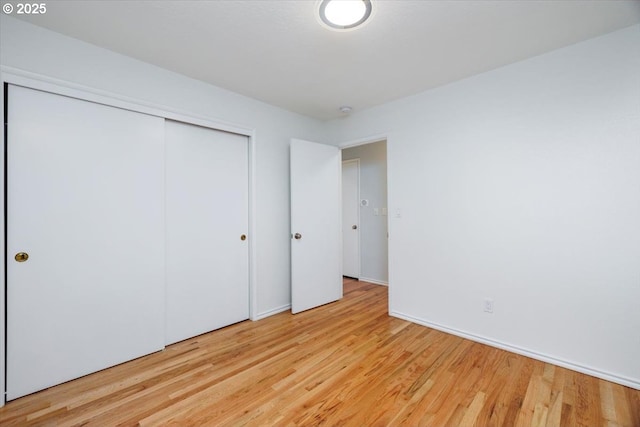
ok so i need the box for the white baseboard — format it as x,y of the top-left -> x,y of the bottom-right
390,310 -> 640,391
253,304 -> 291,321
359,277 -> 388,286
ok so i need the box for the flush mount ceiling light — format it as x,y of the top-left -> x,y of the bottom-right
318,0 -> 373,31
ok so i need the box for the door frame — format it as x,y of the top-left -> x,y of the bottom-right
341,158 -> 361,279
339,134 -> 391,289
0,68 -> 258,405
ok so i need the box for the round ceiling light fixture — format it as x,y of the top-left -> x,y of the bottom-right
318,0 -> 373,31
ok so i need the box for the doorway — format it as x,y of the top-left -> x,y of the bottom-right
341,140 -> 388,286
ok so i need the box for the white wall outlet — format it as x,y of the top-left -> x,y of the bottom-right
483,298 -> 494,313
382,207 -> 388,216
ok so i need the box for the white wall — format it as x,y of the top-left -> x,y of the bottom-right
328,25 -> 640,388
342,141 -> 388,284
0,15 -> 328,402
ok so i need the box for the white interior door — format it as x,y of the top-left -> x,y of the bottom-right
165,120 -> 249,345
290,139 -> 342,314
342,159 -> 360,278
6,85 -> 165,400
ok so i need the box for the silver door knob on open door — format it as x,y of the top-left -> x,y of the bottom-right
352,225 -> 358,230
294,233 -> 302,240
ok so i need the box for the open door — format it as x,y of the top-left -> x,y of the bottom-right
290,139 -> 342,314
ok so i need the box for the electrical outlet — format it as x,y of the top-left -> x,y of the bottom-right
483,298 -> 494,313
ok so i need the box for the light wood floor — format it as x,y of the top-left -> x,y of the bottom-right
1,279 -> 639,426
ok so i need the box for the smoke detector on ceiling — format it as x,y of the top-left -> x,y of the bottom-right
339,106 -> 353,114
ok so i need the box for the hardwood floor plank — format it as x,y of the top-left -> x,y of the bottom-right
625,386 -> 640,427
458,390 -> 486,426
1,279 -> 638,426
576,371 -> 603,426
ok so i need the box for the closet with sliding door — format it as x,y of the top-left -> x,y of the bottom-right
5,84 -> 249,400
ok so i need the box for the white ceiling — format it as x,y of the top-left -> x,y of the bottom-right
14,0 -> 640,120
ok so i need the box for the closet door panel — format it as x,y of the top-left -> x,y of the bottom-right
165,120 -> 249,345
6,85 -> 165,400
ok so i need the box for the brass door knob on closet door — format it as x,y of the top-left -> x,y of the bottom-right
15,252 -> 29,262
240,234 -> 247,241
294,233 -> 302,240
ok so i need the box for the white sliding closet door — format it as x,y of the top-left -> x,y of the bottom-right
165,120 -> 249,345
6,85 -> 165,400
